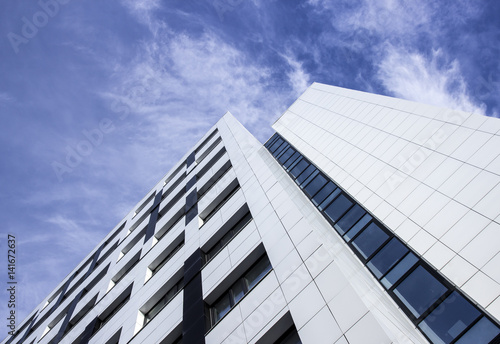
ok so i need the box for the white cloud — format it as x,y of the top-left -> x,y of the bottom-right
377,46 -> 487,114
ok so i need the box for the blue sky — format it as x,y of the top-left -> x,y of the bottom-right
1,0 -> 499,326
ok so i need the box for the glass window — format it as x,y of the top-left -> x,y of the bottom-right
283,151 -> 301,170
269,138 -> 284,153
304,174 -> 328,198
290,159 -> 309,179
299,169 -> 319,189
245,256 -> 272,290
277,147 -> 295,164
295,165 -> 317,185
318,188 -> 341,210
367,238 -> 408,278
212,294 -> 231,323
265,134 -> 279,149
351,222 -> 389,259
276,328 -> 302,344
231,280 -> 246,305
324,194 -> 353,223
273,143 -> 290,158
419,292 -> 480,344
312,182 -> 337,207
394,265 -> 448,318
381,252 -> 418,289
334,204 -> 366,235
344,214 -> 372,241
456,317 -> 500,344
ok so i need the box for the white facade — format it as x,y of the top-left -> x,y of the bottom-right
3,83 -> 500,344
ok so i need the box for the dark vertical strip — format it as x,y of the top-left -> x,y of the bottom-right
186,175 -> 197,192
144,191 -> 163,243
182,249 -> 206,344
84,243 -> 104,277
78,317 -> 99,344
50,241 -> 104,343
187,152 -> 196,167
10,315 -> 37,344
185,189 -> 198,225
51,275 -> 74,313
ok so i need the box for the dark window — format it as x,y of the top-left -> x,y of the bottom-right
277,147 -> 295,164
343,214 -> 372,241
455,317 -> 500,343
289,159 -> 309,179
152,241 -> 184,275
381,252 -> 418,289
283,151 -> 301,170
334,204 -> 366,235
311,182 -> 336,207
324,194 -> 352,223
265,134 -> 279,149
351,222 -> 389,259
419,292 -> 480,344
93,292 -> 131,335
269,138 -> 284,153
144,279 -> 183,325
274,143 -> 290,159
210,255 -> 272,326
318,188 -> 341,211
295,165 -> 317,185
205,212 -> 252,262
275,327 -> 302,344
393,265 -> 448,318
303,174 -> 328,198
367,238 -> 408,279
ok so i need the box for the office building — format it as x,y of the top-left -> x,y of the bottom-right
4,83 -> 500,344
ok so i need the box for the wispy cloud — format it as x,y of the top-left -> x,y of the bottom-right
377,46 -> 487,115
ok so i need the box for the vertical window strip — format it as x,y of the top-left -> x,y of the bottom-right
265,134 -> 500,344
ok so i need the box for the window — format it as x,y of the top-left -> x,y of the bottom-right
151,241 -> 184,276
351,222 -> 389,260
143,279 -> 183,326
274,327 -> 302,344
133,192 -> 156,219
265,133 -> 500,344
199,182 -> 240,226
92,285 -> 132,336
366,238 -> 408,279
393,265 -> 448,318
196,146 -> 227,180
198,160 -> 232,198
419,291 -> 480,344
204,212 -> 252,262
210,255 -> 272,326
323,194 -> 352,223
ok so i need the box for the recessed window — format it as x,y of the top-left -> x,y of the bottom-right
143,279 -> 183,326
419,291 -> 480,344
343,213 -> 372,241
151,241 -> 184,276
323,194 -> 352,223
311,182 -> 337,207
367,238 -> 408,279
289,159 -> 309,179
283,151 -> 301,170
303,174 -> 328,198
204,212 -> 252,263
381,252 -> 418,289
455,317 -> 500,343
275,326 -> 302,344
393,265 -> 448,318
334,204 -> 366,235
295,165 -> 317,185
351,222 -> 389,260
209,255 -> 272,327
